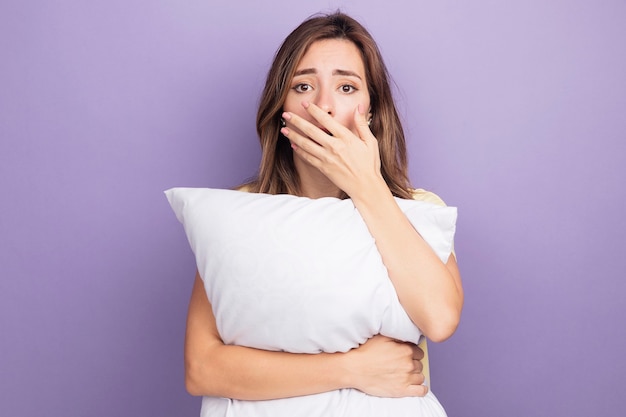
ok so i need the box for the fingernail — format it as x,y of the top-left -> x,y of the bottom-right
301,101 -> 310,109
280,127 -> 289,136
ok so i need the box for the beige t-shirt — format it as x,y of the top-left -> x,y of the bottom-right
411,188 -> 447,206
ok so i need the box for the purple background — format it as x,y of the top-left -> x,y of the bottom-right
1,1 -> 624,416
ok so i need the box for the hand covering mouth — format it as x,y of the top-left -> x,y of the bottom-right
318,126 -> 333,136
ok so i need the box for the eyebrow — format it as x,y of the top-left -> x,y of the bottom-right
294,68 -> 362,80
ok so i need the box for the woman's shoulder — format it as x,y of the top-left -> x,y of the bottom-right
235,184 -> 252,193
234,180 -> 258,193
410,188 -> 447,207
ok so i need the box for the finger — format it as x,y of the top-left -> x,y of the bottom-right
406,384 -> 429,397
302,101 -> 353,139
413,359 -> 423,373
411,369 -> 426,386
353,104 -> 372,141
282,111 -> 333,148
411,344 -> 425,361
280,126 -> 324,164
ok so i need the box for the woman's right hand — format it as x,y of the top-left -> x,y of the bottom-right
343,335 -> 428,397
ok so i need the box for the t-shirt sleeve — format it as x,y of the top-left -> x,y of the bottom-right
410,188 -> 456,258
411,188 -> 447,206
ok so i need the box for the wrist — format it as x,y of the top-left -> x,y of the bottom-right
332,349 -> 357,391
350,177 -> 396,215
349,176 -> 393,210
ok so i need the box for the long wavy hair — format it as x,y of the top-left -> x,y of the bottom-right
247,12 -> 413,199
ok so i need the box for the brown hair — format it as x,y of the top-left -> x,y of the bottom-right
247,12 -> 413,199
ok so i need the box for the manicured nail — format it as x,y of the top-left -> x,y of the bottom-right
281,127 -> 289,136
301,101 -> 310,109
282,112 -> 291,120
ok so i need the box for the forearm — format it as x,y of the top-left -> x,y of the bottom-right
186,273 -> 354,400
351,178 -> 463,342
186,344 -> 350,400
279,100 -> 462,339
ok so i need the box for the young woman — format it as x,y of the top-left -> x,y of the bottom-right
184,12 -> 463,416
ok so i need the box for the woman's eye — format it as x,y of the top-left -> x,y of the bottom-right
340,85 -> 356,93
294,83 -> 312,93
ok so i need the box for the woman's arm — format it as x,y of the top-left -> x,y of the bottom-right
282,103 -> 463,342
186,272 -> 428,400
350,185 -> 463,342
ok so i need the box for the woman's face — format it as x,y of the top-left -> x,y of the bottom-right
283,38 -> 371,137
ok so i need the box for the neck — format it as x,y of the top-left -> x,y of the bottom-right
294,156 -> 343,199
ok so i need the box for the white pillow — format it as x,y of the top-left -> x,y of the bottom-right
165,188 -> 456,354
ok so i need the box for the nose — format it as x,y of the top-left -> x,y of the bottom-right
313,88 -> 334,116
